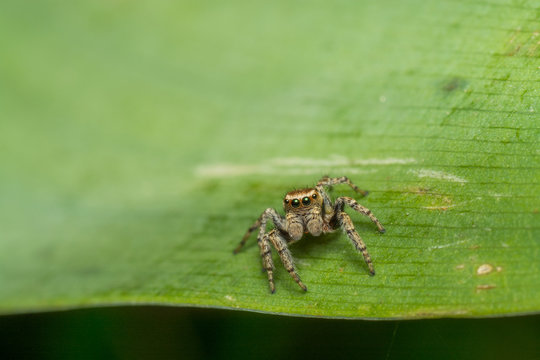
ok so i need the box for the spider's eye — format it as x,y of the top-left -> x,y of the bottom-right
284,199 -> 289,204
302,197 -> 311,205
312,193 -> 317,199
291,199 -> 300,207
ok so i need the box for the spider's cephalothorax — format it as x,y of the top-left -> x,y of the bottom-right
234,176 -> 385,293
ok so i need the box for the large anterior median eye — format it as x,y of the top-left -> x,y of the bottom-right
291,199 -> 300,207
302,197 -> 311,205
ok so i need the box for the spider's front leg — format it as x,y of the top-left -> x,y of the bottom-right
336,211 -> 376,275
334,197 -> 386,233
258,231 -> 276,293
266,229 -> 307,293
317,176 -> 369,197
234,208 -> 286,254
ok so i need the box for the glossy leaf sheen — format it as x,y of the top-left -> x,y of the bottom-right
0,0 -> 539,318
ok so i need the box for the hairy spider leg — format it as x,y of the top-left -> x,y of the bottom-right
234,208 -> 286,254
334,197 -> 386,233
258,232 -> 275,293
267,229 -> 307,292
234,218 -> 261,254
337,211 -> 375,275
317,176 -> 369,197
314,184 -> 334,221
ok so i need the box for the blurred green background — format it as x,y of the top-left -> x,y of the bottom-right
2,308 -> 540,359
1,0 -> 539,356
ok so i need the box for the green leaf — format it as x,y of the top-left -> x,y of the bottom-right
0,0 -> 538,319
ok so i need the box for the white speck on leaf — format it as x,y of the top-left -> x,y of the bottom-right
428,240 -> 468,250
477,264 -> 494,275
410,169 -> 468,183
196,156 -> 417,177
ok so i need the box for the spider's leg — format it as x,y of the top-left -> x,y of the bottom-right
268,230 -> 307,292
335,197 -> 386,233
234,208 -> 286,254
317,176 -> 368,197
337,211 -> 375,275
258,232 -> 276,293
234,218 -> 261,254
315,183 -> 334,215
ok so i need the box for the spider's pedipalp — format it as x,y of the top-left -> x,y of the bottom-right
285,212 -> 304,241
337,211 -> 375,275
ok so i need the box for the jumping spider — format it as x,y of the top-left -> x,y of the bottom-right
234,176 -> 385,293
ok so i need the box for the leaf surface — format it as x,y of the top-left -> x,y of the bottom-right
0,0 -> 539,318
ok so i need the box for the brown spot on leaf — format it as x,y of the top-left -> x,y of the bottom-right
441,77 -> 468,93
476,284 -> 496,292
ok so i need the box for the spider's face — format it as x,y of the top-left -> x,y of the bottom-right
283,188 -> 322,214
